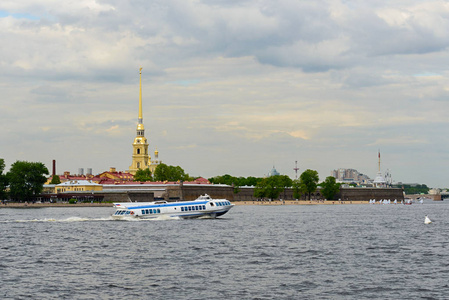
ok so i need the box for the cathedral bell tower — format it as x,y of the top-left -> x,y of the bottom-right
129,67 -> 151,175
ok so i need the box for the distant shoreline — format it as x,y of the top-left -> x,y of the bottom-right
233,200 -> 367,205
0,200 -> 368,208
0,202 -> 114,208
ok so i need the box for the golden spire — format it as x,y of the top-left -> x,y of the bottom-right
137,67 -> 144,132
378,150 -> 381,172
139,67 -> 143,120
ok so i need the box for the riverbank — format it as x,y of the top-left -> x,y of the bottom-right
0,200 -> 368,208
233,200 -> 367,205
0,202 -> 113,208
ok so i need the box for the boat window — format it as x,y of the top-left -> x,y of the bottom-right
141,210 -> 145,214
203,205 -> 206,210
157,209 -> 161,213
210,203 -> 214,206
188,206 -> 192,211
150,209 -> 154,214
195,206 -> 199,210
181,207 -> 184,211
126,211 -> 130,214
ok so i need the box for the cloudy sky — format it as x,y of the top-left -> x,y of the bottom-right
1,0 -> 449,187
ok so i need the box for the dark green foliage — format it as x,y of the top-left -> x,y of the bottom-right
153,163 -> 190,182
7,160 -> 49,202
0,158 -> 8,200
292,179 -> 303,199
50,175 -> 61,184
208,174 -> 264,187
254,175 -> 293,200
319,176 -> 341,200
394,184 -> 430,195
209,174 -> 265,194
299,169 -> 319,200
134,168 -> 153,182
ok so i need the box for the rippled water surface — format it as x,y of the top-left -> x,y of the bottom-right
1,202 -> 449,299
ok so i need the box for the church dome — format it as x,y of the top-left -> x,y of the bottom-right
268,166 -> 280,177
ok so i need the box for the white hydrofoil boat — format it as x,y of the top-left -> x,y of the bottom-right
112,194 -> 234,219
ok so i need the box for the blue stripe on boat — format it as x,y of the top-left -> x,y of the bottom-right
127,201 -> 209,209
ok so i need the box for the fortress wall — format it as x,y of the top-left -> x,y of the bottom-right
337,188 -> 404,201
99,185 -> 404,203
165,184 -> 234,201
101,191 -> 154,202
100,192 -> 131,202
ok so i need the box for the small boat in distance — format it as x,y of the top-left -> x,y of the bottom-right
112,194 -> 234,219
404,198 -> 413,205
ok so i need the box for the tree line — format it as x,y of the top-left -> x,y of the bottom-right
0,158 -> 342,202
133,163 -> 194,182
209,170 -> 341,200
0,159 -> 49,202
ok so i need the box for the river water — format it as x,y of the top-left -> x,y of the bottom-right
1,201 -> 448,299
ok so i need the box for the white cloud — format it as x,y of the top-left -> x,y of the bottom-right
1,0 -> 449,186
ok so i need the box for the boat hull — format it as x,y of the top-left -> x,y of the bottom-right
112,195 -> 234,220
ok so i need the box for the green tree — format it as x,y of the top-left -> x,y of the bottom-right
0,158 -> 8,200
299,169 -> 319,200
292,179 -> 303,199
208,175 -> 263,187
254,175 -> 292,200
7,161 -> 49,202
153,163 -> 189,182
394,184 -> 429,195
134,168 -> 153,182
50,175 -> 61,184
319,176 -> 340,200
